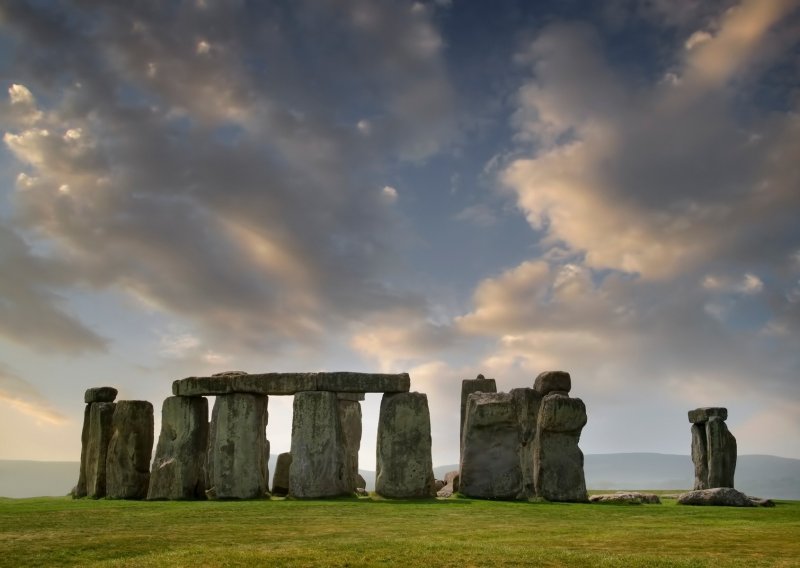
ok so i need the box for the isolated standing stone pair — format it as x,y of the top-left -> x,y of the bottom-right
75,387 -> 154,500
689,407 -> 737,489
459,371 -> 587,502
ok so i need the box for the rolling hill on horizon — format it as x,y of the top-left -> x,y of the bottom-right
2,453 -> 798,500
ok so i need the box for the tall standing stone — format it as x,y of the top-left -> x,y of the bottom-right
206,393 -> 269,499
460,392 -> 522,499
689,407 -> 736,489
106,400 -> 154,499
85,401 -> 116,498
338,399 -> 362,492
460,375 -> 497,461
148,396 -> 209,500
533,392 -> 588,502
290,391 -> 349,498
73,405 -> 91,498
690,423 -> 709,490
272,452 -> 292,497
74,387 -> 118,498
511,387 -> 541,499
375,392 -> 435,498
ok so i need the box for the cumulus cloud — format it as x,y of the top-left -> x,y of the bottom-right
0,0 -> 457,355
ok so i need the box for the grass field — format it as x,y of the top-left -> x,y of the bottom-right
1,495 -> 798,567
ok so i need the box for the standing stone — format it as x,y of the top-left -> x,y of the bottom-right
706,417 -> 737,488
148,396 -> 209,500
688,407 -> 736,490
206,393 -> 269,499
106,400 -> 154,499
376,392 -> 435,498
85,402 -> 116,498
73,405 -> 91,498
338,399 -> 362,492
460,392 -> 522,499
290,391 -> 349,498
511,388 -> 541,499
691,423 -> 709,490
533,392 -> 588,502
460,375 -> 497,460
272,452 -> 292,497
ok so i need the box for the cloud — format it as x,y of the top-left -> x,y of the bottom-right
0,364 -> 67,425
381,185 -> 398,203
454,204 -> 497,227
0,1 -> 457,356
503,1 -> 800,280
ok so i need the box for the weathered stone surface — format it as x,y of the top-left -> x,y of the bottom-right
272,452 -> 292,497
376,392 -> 435,498
73,405 -> 91,498
356,473 -> 367,490
460,375 -> 497,458
206,393 -> 269,499
533,371 -> 571,396
338,399 -> 362,492
437,470 -> 460,498
691,423 -> 709,490
536,393 -> 586,432
434,479 -> 446,491
706,416 -> 736,488
147,396 -> 208,500
677,487 -> 754,507
688,407 -> 728,424
290,391 -> 349,498
173,372 -> 410,397
589,492 -> 661,504
534,393 -> 587,502
85,402 -> 115,498
106,401 -> 154,499
337,392 -> 365,401
511,387 -> 541,499
84,386 -> 118,404
460,392 -> 522,499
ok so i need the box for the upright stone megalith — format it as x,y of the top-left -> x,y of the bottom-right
376,392 -> 435,498
206,393 -> 269,499
460,392 -> 522,499
148,396 -> 209,500
106,400 -> 154,499
85,401 -> 116,498
533,392 -> 588,502
272,452 -> 292,497
460,375 -> 497,460
338,398 -> 363,492
689,407 -> 736,489
74,387 -> 118,498
511,387 -> 541,498
290,391 -> 349,498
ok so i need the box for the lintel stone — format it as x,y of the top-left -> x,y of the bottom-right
688,407 -> 728,424
172,372 -> 409,397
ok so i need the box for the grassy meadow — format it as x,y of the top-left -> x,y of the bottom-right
1,494 -> 798,567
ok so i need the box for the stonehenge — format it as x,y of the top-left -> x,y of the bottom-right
689,407 -> 737,490
460,371 -> 588,502
73,368 -> 592,503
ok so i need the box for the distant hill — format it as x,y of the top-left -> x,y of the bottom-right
2,454 -> 798,499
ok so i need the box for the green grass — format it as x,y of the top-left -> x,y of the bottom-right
1,496 -> 798,567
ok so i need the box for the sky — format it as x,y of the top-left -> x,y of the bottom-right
0,0 -> 799,471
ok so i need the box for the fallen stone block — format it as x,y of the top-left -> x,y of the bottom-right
677,487 -> 754,507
